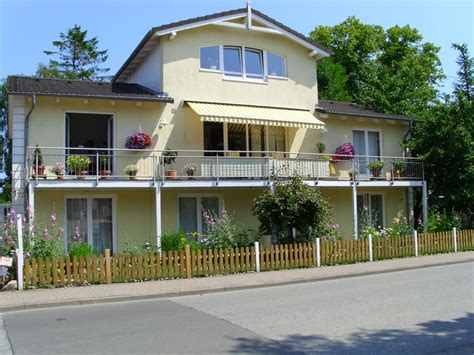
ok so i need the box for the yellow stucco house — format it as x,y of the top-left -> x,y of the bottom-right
6,6 -> 427,253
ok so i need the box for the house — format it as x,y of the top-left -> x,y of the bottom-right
6,5 -> 427,254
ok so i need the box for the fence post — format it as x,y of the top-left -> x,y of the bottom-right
368,234 -> 373,262
254,241 -> 260,272
453,227 -> 458,253
16,214 -> 24,290
185,244 -> 192,279
105,249 -> 111,284
413,230 -> 419,257
316,238 -> 321,267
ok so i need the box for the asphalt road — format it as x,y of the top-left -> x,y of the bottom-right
1,262 -> 473,354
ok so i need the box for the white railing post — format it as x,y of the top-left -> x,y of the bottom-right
96,151 -> 99,185
16,214 -> 24,291
453,227 -> 458,253
413,230 -> 419,257
316,237 -> 321,267
254,241 -> 260,272
368,234 -> 373,262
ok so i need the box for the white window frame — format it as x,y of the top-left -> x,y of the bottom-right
357,192 -> 386,229
176,194 -> 222,233
199,45 -> 287,82
352,128 -> 383,176
64,194 -> 117,253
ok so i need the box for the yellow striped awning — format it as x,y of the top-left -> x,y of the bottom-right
186,101 -> 326,129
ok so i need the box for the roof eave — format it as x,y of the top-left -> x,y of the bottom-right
6,91 -> 174,103
315,107 -> 416,122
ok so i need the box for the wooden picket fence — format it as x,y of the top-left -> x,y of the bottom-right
23,229 -> 474,288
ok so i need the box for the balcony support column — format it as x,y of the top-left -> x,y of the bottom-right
407,187 -> 415,229
155,184 -> 162,250
352,182 -> 358,239
422,181 -> 428,232
27,182 -> 35,236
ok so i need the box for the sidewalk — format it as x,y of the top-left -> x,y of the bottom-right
1,252 -> 473,313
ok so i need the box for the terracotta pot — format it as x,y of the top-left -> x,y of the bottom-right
76,170 -> 88,180
370,170 -> 381,178
57,174 -> 64,180
33,165 -> 45,176
394,171 -> 401,179
186,170 -> 196,179
165,170 -> 178,180
100,170 -> 112,180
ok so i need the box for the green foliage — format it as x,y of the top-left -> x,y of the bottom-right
161,230 -> 201,251
36,24 -> 109,80
407,45 -> 473,216
33,145 -> 43,166
66,155 -> 91,172
163,148 -> 177,166
452,43 -> 473,101
124,164 -> 138,175
68,243 -> 99,257
201,208 -> 250,249
393,160 -> 406,172
367,160 -> 384,172
426,209 -> 462,233
252,176 -> 331,244
310,17 -> 444,118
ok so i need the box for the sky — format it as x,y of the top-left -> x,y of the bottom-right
1,0 -> 473,94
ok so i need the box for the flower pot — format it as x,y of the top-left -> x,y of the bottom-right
393,171 -> 401,179
100,170 -> 112,180
76,170 -> 88,180
57,174 -> 64,180
370,170 -> 381,179
33,165 -> 45,177
165,170 -> 178,180
128,172 -> 137,180
186,170 -> 196,179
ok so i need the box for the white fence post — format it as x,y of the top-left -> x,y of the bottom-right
414,230 -> 419,257
316,237 -> 321,267
254,241 -> 260,273
16,214 -> 24,291
453,227 -> 458,253
368,234 -> 373,262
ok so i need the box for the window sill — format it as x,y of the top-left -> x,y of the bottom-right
268,75 -> 288,81
200,68 -> 222,74
222,76 -> 268,85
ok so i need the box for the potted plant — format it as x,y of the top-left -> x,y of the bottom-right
32,145 -> 45,177
367,160 -> 385,178
163,148 -> 178,179
125,132 -> 152,149
124,164 -> 138,180
348,168 -> 358,180
99,156 -> 112,179
332,143 -> 356,161
316,142 -> 326,154
67,155 -> 91,179
392,160 -> 406,178
50,162 -> 65,180
182,163 -> 197,178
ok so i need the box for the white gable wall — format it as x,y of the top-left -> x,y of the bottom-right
127,43 -> 161,92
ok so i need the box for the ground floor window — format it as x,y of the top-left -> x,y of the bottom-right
178,195 -> 220,234
66,196 -> 114,254
357,193 -> 384,230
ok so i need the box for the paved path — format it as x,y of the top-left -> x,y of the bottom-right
1,262 -> 473,354
0,252 -> 472,313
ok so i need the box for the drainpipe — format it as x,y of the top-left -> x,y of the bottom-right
23,95 -> 36,209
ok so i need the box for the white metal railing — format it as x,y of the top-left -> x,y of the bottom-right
26,147 -> 424,183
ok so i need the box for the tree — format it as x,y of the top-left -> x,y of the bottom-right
310,18 -> 444,119
252,176 -> 331,244
36,24 -> 109,80
407,44 -> 474,219
0,80 -> 11,202
316,57 -> 352,101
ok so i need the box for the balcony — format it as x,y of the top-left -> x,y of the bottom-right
27,147 -> 424,187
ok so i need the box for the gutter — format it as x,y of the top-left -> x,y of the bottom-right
24,94 -> 36,191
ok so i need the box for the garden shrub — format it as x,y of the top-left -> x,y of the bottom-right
161,230 -> 201,251
252,176 -> 331,244
426,209 -> 461,232
69,243 -> 99,257
200,208 -> 250,249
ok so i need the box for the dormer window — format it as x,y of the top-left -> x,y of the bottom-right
200,45 -> 286,81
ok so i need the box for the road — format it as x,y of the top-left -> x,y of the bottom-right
1,262 -> 473,354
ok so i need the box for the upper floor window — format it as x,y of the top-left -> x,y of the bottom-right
200,45 -> 286,81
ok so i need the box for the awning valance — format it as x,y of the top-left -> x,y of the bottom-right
186,101 -> 326,129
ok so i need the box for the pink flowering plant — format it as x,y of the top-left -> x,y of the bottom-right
332,143 -> 356,161
50,162 -> 66,175
201,207 -> 249,249
181,163 -> 197,174
321,223 -> 345,241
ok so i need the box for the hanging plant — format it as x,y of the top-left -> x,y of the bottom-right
332,143 -> 356,161
125,132 -> 152,149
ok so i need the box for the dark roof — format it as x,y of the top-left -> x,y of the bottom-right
6,76 -> 174,103
315,100 -> 415,122
113,7 -> 331,82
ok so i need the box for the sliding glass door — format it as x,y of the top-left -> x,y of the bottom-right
353,130 -> 381,175
66,197 -> 114,254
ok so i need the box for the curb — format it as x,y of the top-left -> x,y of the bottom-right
1,257 -> 472,313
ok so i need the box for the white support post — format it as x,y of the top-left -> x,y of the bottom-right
352,182 -> 358,239
407,187 -> 415,229
368,234 -> 373,262
316,237 -> 321,267
28,183 -> 35,236
413,230 -> 419,257
155,184 -> 162,250
254,241 -> 260,272
453,227 -> 458,253
16,214 -> 24,291
422,182 -> 428,233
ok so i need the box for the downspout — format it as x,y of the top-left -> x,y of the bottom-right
23,95 -> 36,208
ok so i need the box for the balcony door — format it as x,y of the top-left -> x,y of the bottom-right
353,130 -> 381,175
65,112 -> 114,173
66,196 -> 115,254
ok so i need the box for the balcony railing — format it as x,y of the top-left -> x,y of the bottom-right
27,147 -> 424,183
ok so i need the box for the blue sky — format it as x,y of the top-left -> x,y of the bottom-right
1,0 -> 472,94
